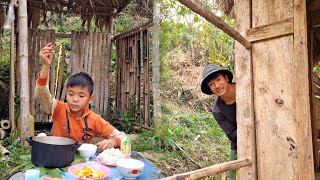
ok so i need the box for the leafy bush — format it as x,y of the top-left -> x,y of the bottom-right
0,131 -> 31,179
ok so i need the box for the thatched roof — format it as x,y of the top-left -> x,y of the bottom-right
2,0 -> 132,15
1,0 -> 132,30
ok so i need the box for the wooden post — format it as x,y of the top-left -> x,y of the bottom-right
234,0 -> 256,179
293,0 -> 314,178
152,0 -> 161,132
18,0 -> 30,144
177,0 -> 252,49
9,17 -> 15,132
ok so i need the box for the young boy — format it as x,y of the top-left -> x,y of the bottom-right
35,43 -> 126,151
200,64 -> 236,180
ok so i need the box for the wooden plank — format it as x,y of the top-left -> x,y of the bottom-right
254,36 -> 297,180
247,18 -> 293,42
293,0 -> 314,178
252,0 -> 293,27
234,0 -> 256,179
160,158 -> 251,180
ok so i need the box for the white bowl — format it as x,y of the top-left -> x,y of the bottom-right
78,143 -> 97,159
116,159 -> 145,179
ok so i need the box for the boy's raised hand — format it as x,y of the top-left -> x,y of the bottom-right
96,139 -> 117,151
39,43 -> 55,66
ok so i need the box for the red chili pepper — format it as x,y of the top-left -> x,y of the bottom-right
131,169 -> 141,174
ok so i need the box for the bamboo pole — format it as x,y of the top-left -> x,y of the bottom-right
160,159 -> 251,180
142,30 -> 150,126
103,9 -> 117,114
18,0 -> 30,144
9,17 -> 15,131
136,33 -> 141,124
88,32 -> 93,74
115,39 -> 121,111
100,33 -> 107,115
35,29 -> 41,122
29,29 -> 36,116
177,0 -> 252,49
84,33 -> 90,73
152,0 -> 161,132
92,33 -> 98,112
95,32 -> 102,114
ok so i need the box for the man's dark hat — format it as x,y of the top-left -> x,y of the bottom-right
201,64 -> 233,95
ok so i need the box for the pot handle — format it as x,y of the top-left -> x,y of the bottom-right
72,142 -> 82,152
26,137 -> 33,146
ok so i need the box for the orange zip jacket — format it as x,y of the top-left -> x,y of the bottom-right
35,75 -> 123,147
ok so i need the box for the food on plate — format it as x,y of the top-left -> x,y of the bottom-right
96,147 -> 126,166
73,165 -> 104,179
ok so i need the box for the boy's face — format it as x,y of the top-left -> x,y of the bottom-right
66,86 -> 94,115
207,74 -> 230,97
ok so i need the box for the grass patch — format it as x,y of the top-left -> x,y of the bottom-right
132,103 -> 230,176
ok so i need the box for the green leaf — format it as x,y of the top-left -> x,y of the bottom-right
22,163 -> 36,172
40,168 -> 49,176
20,155 -> 31,161
47,168 -> 62,178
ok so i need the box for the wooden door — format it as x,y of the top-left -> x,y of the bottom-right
235,0 -> 314,179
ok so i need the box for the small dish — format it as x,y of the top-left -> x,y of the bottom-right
68,162 -> 110,180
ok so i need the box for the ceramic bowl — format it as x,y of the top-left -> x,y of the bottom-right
77,143 -> 97,160
116,159 -> 145,179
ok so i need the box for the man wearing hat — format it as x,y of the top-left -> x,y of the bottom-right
201,64 -> 236,180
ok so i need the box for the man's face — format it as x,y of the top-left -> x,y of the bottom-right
66,86 -> 93,115
207,74 -> 230,96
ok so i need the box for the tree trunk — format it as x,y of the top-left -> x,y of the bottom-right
177,0 -> 251,49
152,0 -> 161,132
18,0 -> 30,145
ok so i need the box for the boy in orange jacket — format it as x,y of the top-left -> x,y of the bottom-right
35,43 -> 126,151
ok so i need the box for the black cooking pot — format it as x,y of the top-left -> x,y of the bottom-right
26,136 -> 81,168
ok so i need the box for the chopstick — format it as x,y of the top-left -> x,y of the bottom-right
52,42 -> 62,49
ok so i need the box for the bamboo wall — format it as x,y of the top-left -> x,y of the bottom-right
27,29 -> 57,123
27,29 -> 111,122
115,29 -> 151,128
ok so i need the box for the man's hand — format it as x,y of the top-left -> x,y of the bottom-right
39,43 -> 55,67
96,139 -> 117,151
